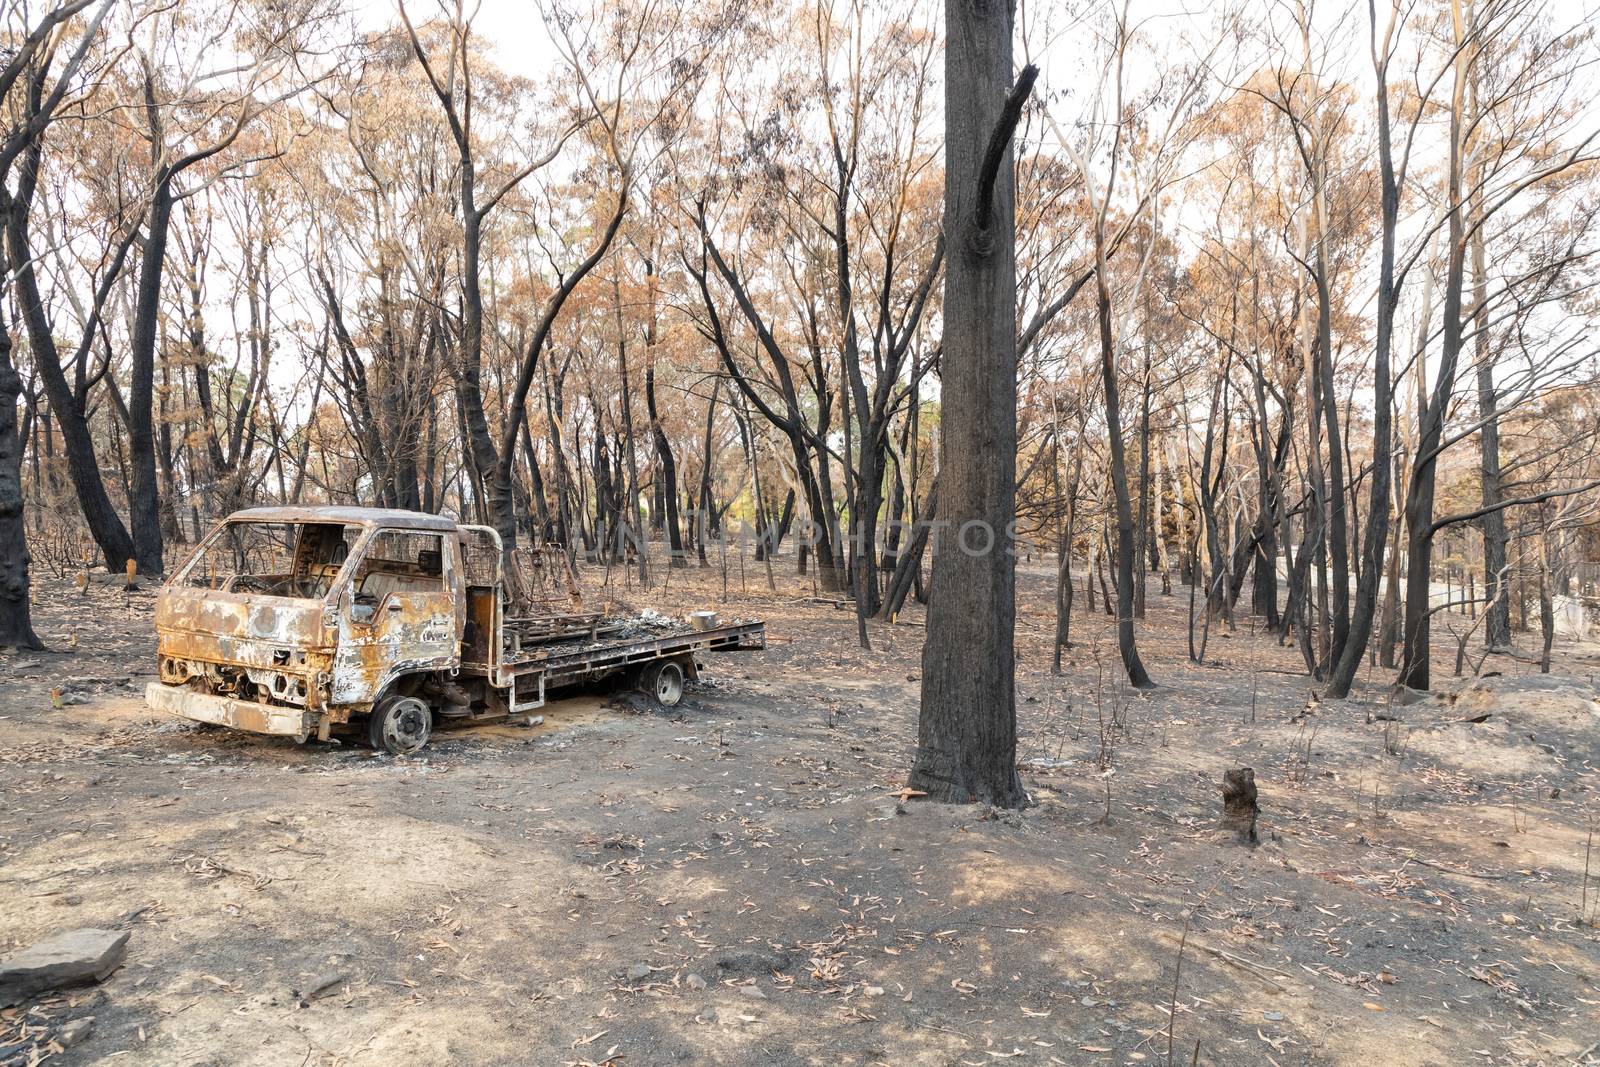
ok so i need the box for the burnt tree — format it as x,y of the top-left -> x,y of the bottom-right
906,0 -> 1035,806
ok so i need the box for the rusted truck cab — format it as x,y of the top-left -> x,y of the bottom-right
146,507 -> 475,751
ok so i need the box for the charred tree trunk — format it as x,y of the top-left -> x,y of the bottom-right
126,179 -> 175,574
1399,131 -> 1469,691
0,304 -> 41,648
1473,233 -> 1510,651
1326,45 -> 1399,698
1133,346 -> 1152,619
646,361 -> 685,566
907,8 -> 1035,806
697,378 -> 720,567
881,478 -> 936,620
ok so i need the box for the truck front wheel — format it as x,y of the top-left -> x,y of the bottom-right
367,695 -> 432,755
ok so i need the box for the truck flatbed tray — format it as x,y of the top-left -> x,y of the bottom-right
504,620 -> 765,683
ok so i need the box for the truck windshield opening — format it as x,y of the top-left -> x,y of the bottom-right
179,521 -> 361,599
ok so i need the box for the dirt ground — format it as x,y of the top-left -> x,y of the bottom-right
3,553 -> 1600,1066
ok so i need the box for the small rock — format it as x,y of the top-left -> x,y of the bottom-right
55,1018 -> 93,1048
685,973 -> 707,992
1263,1011 -> 1284,1022
294,970 -> 347,1006
863,985 -> 884,997
740,985 -> 768,1000
626,964 -> 652,982
0,928 -> 129,1008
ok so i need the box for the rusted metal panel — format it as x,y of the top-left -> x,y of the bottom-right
145,682 -> 315,739
156,587 -> 330,650
329,590 -> 458,706
327,526 -> 462,706
155,586 -> 336,709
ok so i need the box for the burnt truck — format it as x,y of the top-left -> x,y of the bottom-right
144,506 -> 765,754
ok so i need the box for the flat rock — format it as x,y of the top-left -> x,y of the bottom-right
56,1018 -> 93,1048
0,928 -> 129,1007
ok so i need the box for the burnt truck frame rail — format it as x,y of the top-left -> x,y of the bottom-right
144,505 -> 765,754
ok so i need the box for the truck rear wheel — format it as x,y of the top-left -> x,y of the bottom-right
367,695 -> 432,755
638,659 -> 685,708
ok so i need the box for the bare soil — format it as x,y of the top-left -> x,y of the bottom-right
4,558 -> 1600,1066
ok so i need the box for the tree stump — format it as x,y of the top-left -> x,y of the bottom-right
1221,767 -> 1258,846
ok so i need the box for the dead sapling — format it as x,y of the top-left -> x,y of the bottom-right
1166,907 -> 1194,1067
1381,710 -> 1411,759
1093,642 -> 1116,771
1581,820 -> 1595,927
1510,781 -> 1528,835
1286,719 -> 1320,785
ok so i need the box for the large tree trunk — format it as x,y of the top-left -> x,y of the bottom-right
646,362 -> 685,566
697,379 -> 720,567
0,309 -> 42,648
908,7 -> 1031,807
1472,222 -> 1510,650
460,206 -> 516,550
1399,26 -> 1472,692
1326,46 -> 1399,698
125,181 -> 175,574
1133,346 -> 1152,618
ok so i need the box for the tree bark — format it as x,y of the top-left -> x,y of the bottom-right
646,361 -> 685,566
1399,21 -> 1472,692
125,180 -> 175,573
1326,28 -> 1400,698
0,304 -> 41,647
1473,214 -> 1510,650
908,6 -> 1032,806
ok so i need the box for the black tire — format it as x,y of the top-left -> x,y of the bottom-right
637,659 -> 685,708
367,695 -> 432,754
